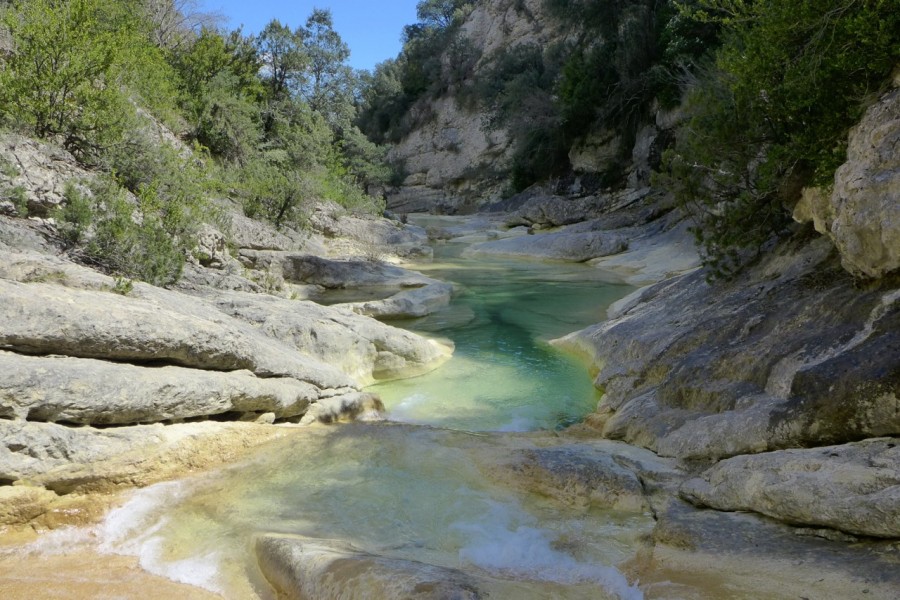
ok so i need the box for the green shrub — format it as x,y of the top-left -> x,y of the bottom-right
658,0 -> 900,279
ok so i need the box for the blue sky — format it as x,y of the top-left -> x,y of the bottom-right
197,0 -> 420,72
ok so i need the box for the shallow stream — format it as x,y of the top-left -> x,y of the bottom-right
32,218 -> 650,599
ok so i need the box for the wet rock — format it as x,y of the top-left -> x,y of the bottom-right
0,485 -> 57,525
466,229 -> 628,262
299,392 -> 385,425
0,351 -> 320,425
256,535 -> 484,600
503,441 -> 680,512
0,420 -> 285,493
645,497 -> 900,600
680,438 -> 900,538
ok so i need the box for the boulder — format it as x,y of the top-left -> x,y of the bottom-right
680,438 -> 900,538
255,535 -> 484,600
0,351 -> 321,425
794,89 -> 900,278
339,281 -> 454,319
0,279 -> 355,391
501,441 -> 680,512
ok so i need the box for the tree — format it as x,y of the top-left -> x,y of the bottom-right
256,19 -> 307,101
0,0 -> 138,158
300,9 -> 355,130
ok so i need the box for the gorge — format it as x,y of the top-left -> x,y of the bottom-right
1,0 -> 899,599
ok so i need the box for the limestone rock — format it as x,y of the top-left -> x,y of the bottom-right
0,134 -> 90,217
238,252 -> 434,289
299,392 -> 385,425
830,88 -> 900,278
503,441 -> 680,512
339,281 -> 454,319
794,89 -> 900,279
0,419 -> 287,493
0,279 -> 355,391
0,485 -> 57,525
255,535 -> 484,600
646,497 -> 900,599
202,291 -> 453,384
680,438 -> 900,538
466,229 -> 628,262
554,237 -> 900,459
0,351 -> 320,425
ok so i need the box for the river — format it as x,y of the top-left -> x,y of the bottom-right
26,217 -> 650,599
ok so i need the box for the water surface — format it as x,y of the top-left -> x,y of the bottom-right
68,223 -> 646,598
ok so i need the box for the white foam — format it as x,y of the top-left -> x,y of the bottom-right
453,501 -> 642,600
94,481 -> 225,595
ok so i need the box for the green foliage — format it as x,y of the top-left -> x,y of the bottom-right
659,0 -> 900,279
0,0 -> 139,160
356,0 -> 478,143
57,182 -> 94,246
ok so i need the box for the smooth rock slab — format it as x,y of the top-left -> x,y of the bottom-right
0,279 -> 354,391
204,291 -> 453,385
680,438 -> 900,538
256,536 -> 483,600
0,351 -> 321,425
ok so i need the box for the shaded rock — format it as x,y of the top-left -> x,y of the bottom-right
0,485 -> 57,525
0,279 -> 355,391
238,252 -> 434,289
256,535 -> 483,600
554,237 -> 900,459
466,230 -> 628,262
201,291 -> 453,384
680,438 -> 900,538
227,205 -> 307,252
0,351 -> 320,425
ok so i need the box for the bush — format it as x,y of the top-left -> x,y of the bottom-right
658,0 -> 900,279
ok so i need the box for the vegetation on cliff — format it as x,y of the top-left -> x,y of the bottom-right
359,0 -> 898,277
0,0 -> 389,285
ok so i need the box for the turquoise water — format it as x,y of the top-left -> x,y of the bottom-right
85,229 -> 646,599
371,242 -> 634,431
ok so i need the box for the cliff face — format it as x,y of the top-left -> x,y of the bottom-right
388,0 -> 558,212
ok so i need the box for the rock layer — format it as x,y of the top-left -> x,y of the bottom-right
680,438 -> 900,538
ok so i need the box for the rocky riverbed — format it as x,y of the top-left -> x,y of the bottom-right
1,87 -> 899,599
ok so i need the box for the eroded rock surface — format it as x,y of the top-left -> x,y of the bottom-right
554,237 -> 900,460
680,438 -> 900,538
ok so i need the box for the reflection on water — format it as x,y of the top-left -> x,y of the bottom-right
371,241 -> 634,431
53,224 -> 645,599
